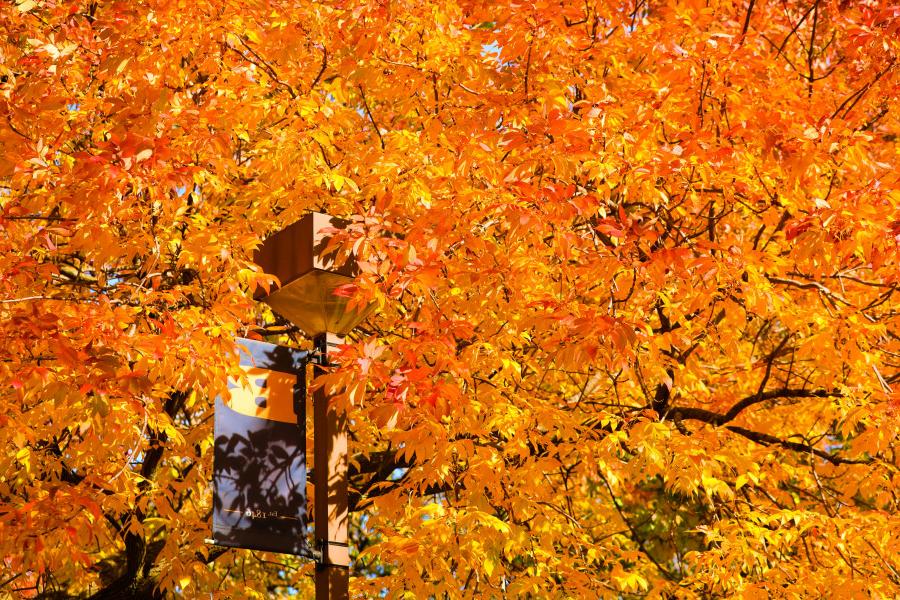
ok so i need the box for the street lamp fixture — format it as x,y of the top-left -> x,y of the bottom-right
254,211 -> 372,337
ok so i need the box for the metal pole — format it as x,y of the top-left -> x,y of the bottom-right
314,332 -> 349,599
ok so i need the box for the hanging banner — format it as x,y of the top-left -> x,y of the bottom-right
213,338 -> 311,556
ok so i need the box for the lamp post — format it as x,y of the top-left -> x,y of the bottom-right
254,212 -> 372,600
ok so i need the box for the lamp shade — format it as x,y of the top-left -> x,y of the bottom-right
254,212 -> 373,336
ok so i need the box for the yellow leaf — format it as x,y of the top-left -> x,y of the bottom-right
483,556 -> 495,577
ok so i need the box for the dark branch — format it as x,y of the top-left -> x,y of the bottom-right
309,44 -> 328,91
740,0 -> 756,39
358,85 -> 385,150
725,425 -> 869,465
669,388 -> 841,426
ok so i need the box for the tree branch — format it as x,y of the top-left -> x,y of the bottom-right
725,425 -> 869,465
358,85 -> 385,150
740,0 -> 756,39
669,388 -> 841,426
309,44 -> 328,91
768,276 -> 854,307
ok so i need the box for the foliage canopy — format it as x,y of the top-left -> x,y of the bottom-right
1,0 -> 899,597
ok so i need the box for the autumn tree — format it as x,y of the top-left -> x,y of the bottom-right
1,0 -> 899,597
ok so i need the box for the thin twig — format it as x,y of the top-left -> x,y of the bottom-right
740,0 -> 756,40
1,296 -> 49,304
768,276 -> 854,307
309,45 -> 328,91
596,471 -> 678,581
358,85 -> 385,150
